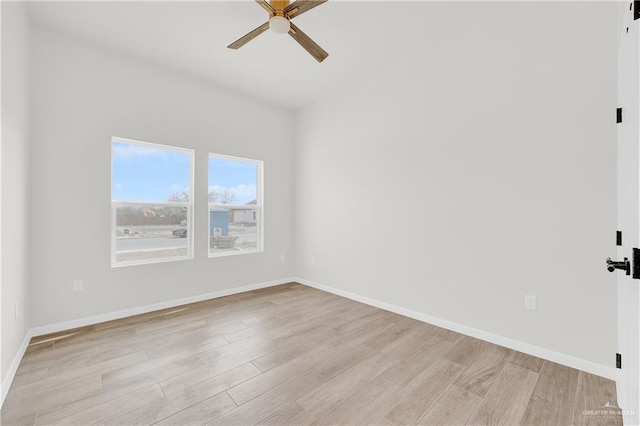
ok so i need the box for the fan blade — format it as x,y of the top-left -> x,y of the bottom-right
285,0 -> 327,19
288,22 -> 328,63
255,0 -> 275,14
228,22 -> 270,50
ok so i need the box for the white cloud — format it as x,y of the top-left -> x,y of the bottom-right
209,183 -> 257,204
112,142 -> 167,161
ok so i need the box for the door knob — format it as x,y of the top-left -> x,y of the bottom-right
606,257 -> 630,275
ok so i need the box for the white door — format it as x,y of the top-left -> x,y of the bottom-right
618,3 -> 640,424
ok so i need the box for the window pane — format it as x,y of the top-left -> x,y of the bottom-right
209,206 -> 259,255
112,138 -> 193,267
208,156 -> 257,205
112,140 -> 191,202
114,204 -> 190,263
208,154 -> 262,257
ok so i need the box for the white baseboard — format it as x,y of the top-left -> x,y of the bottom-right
1,276 -> 295,409
295,277 -> 617,381
1,330 -> 33,407
30,277 -> 295,337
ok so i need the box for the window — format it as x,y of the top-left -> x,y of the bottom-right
111,138 -> 194,267
208,153 -> 263,257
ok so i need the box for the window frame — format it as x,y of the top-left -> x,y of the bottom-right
208,152 -> 264,258
111,137 -> 195,268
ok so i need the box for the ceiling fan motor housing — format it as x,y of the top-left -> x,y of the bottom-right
269,0 -> 290,12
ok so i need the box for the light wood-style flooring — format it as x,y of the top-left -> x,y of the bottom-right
1,283 -> 622,425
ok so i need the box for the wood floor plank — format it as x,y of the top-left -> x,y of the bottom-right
507,350 -> 545,373
19,345 -> 137,379
208,370 -> 327,426
251,340 -> 321,373
46,351 -> 148,383
106,362 -> 260,426
333,307 -> 394,328
468,363 -> 540,425
274,408 -> 317,425
143,331 -> 230,359
18,341 -> 106,373
197,335 -> 271,365
101,354 -> 204,391
241,311 -> 301,331
380,336 -> 454,388
253,402 -> 306,426
434,327 -> 463,342
332,308 -> 388,336
521,393 -> 573,426
222,326 -> 256,343
29,327 -> 89,346
384,357 -> 464,424
3,372 -> 103,412
332,316 -> 403,350
159,344 -> 268,396
314,372 -> 403,425
442,335 -> 490,366
1,407 -> 38,426
73,318 -> 204,353
20,318 -> 208,373
255,299 -> 355,340
313,342 -> 375,380
145,335 -> 231,362
10,356 -> 53,376
417,384 -> 483,425
453,343 -> 510,398
574,370 -> 620,410
11,366 -> 49,388
296,351 -> 400,416
27,358 -> 206,423
133,319 -> 210,340
36,384 -> 164,425
358,318 -> 419,352
255,288 -> 331,311
533,360 -> 579,407
249,315 -> 344,372
267,316 -> 344,350
24,340 -> 56,355
225,344 -> 335,406
377,319 -> 441,356
30,327 -> 130,352
153,391 -> 237,426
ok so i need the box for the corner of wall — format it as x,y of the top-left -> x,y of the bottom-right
1,0 -> 33,393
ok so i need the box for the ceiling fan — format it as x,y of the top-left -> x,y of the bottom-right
228,0 -> 329,63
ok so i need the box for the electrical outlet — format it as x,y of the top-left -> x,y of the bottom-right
525,295 -> 537,310
280,254 -> 286,262
73,280 -> 83,292
311,256 -> 316,265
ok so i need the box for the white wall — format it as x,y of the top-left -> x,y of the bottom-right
294,2 -> 618,367
1,1 -> 31,379
29,27 -> 294,327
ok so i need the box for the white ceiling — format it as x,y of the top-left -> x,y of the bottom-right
27,1 -> 472,110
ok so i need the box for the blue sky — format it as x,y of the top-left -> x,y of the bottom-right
208,155 -> 258,204
112,140 -> 257,204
